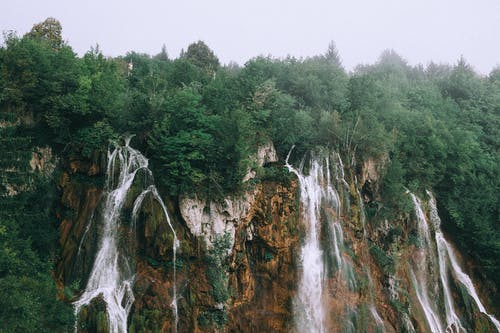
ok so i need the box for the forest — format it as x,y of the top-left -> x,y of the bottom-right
0,18 -> 498,331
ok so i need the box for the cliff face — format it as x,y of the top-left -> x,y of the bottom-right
56,154 -> 106,288
56,150 -> 499,333
226,181 -> 300,332
57,158 -> 300,332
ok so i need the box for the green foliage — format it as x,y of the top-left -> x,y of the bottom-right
197,309 -> 228,328
369,242 -> 395,275
0,275 -> 73,332
0,31 -> 123,153
205,232 -> 232,304
144,76 -> 249,196
0,146 -> 73,331
74,121 -> 117,157
1,18 -> 500,317
182,40 -> 220,73
256,165 -> 292,184
129,309 -> 164,333
349,55 -> 499,287
26,17 -> 63,49
149,87 -> 222,194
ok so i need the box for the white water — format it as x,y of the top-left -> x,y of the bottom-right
329,154 -> 356,290
286,148 -> 356,333
409,268 -> 444,333
74,139 -> 179,333
428,193 -> 500,333
445,241 -> 500,332
409,193 -> 445,333
427,193 -> 465,333
411,192 -> 500,333
286,150 -> 326,333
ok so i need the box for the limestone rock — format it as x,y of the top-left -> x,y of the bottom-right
243,140 -> 278,182
179,189 -> 258,249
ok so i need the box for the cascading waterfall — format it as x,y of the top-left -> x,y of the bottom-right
409,193 -> 444,333
410,191 -> 500,333
427,192 -> 500,333
443,242 -> 500,332
73,138 -> 179,333
286,151 -> 326,333
286,148 -> 356,333
328,153 -> 357,290
427,192 -> 465,333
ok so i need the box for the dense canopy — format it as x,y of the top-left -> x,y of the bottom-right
0,18 -> 498,331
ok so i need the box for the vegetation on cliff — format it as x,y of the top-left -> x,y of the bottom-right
0,18 -> 499,329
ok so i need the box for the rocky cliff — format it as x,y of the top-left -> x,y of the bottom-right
55,145 -> 499,333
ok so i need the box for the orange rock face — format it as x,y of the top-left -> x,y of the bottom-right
56,156 -> 499,333
226,181 -> 300,333
57,170 -> 103,286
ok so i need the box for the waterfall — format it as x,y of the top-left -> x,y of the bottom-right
428,192 -> 500,333
74,138 -> 179,333
427,192 -> 465,333
286,151 -> 326,333
286,148 -> 356,333
409,193 -> 444,333
443,241 -> 500,332
410,192 -> 500,333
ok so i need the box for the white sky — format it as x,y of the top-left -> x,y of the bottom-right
2,0 -> 500,74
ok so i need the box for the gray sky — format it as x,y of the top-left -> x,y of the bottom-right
2,0 -> 500,74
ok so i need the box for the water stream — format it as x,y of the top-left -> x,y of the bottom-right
411,192 -> 500,333
73,139 -> 179,333
286,148 -> 356,332
428,192 -> 500,333
410,193 -> 444,333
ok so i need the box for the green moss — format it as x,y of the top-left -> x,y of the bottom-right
389,299 -> 408,315
264,251 -> 274,262
407,231 -> 422,248
257,165 -> 293,184
369,242 -> 395,275
96,312 -> 109,333
204,232 -> 232,304
357,271 -> 370,295
387,225 -> 404,242
197,309 -> 228,328
129,309 -> 164,333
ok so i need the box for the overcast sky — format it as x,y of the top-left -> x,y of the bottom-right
2,0 -> 500,74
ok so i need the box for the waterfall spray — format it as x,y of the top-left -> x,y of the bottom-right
410,191 -> 500,333
286,148 -> 357,332
73,139 -> 179,333
286,148 -> 326,333
428,192 -> 500,333
409,193 -> 444,333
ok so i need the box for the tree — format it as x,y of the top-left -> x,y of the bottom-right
148,87 -> 214,193
442,56 -> 484,103
26,17 -> 63,49
324,40 -> 342,68
154,44 -> 169,61
182,40 -> 220,73
377,49 -> 408,68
